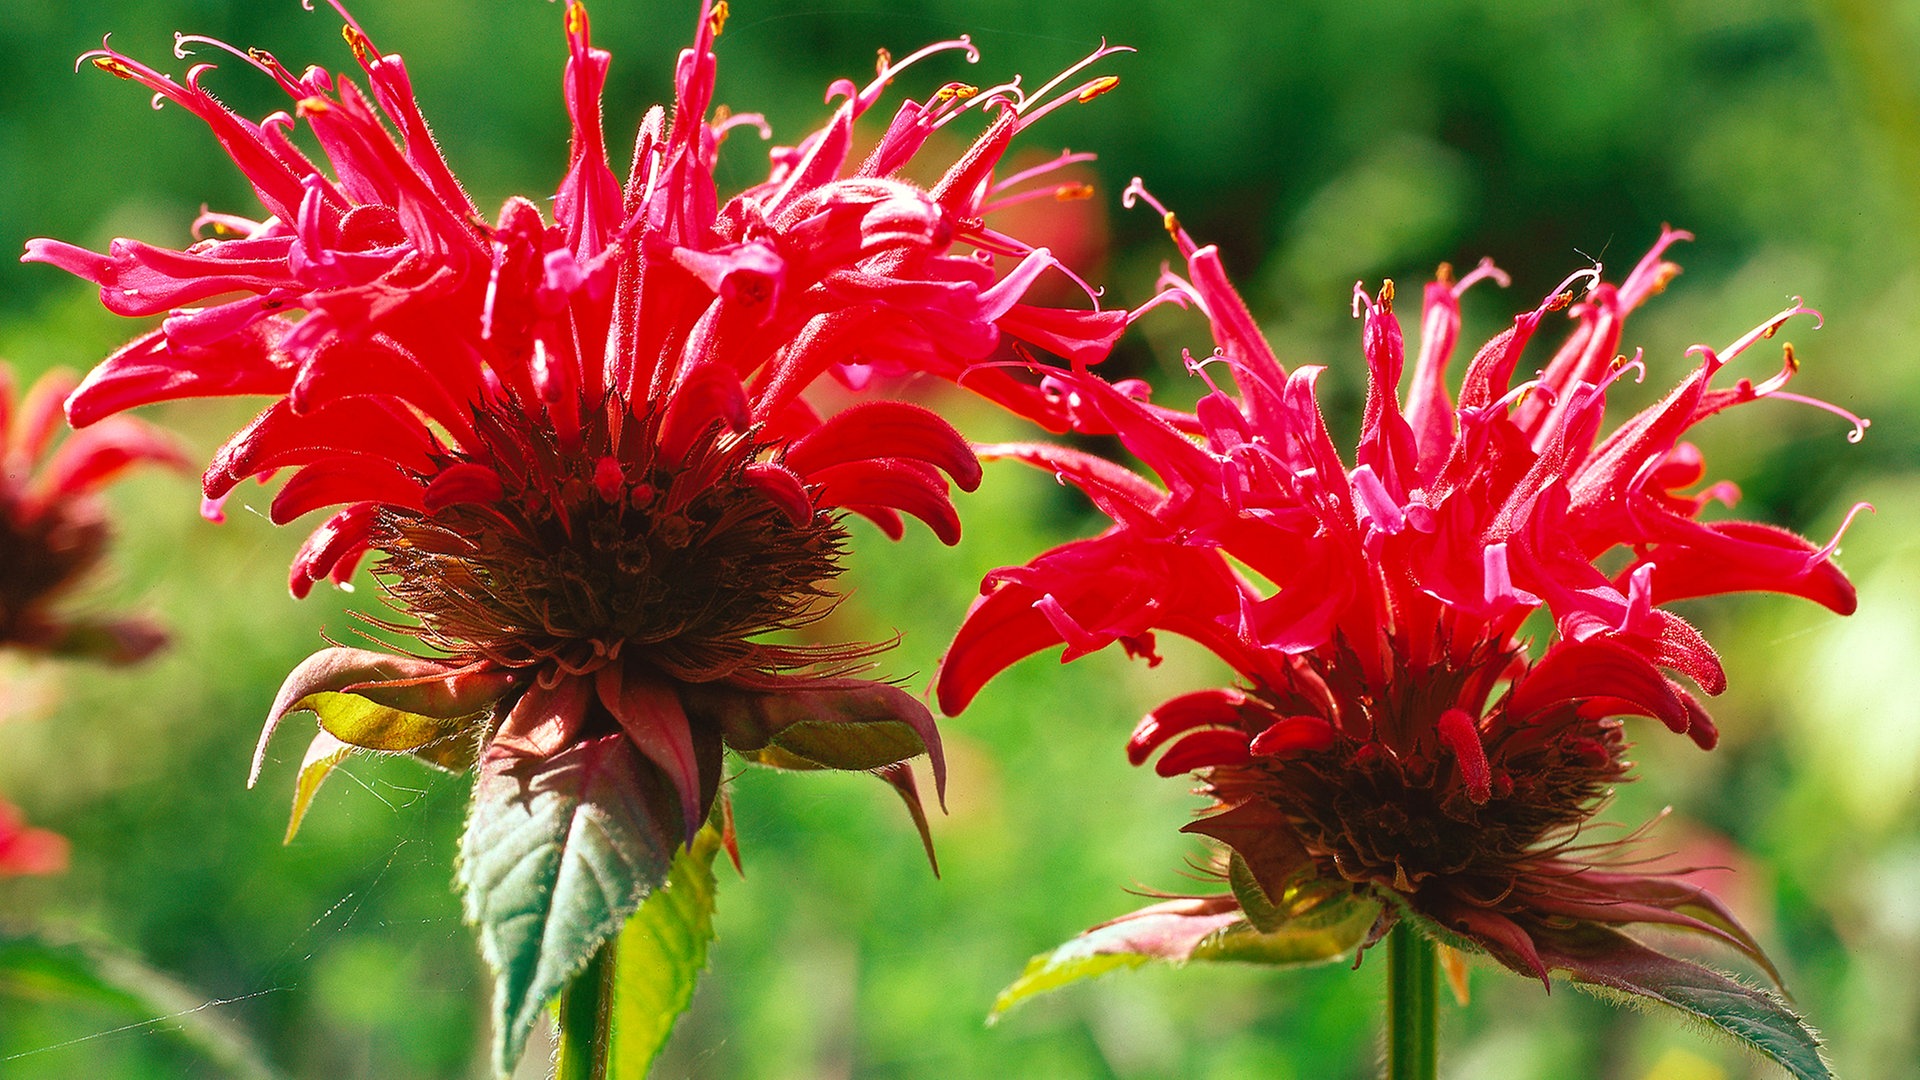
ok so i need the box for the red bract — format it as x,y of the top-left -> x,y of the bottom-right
0,363 -> 182,663
0,797 -> 68,877
941,189 -> 1865,1004
25,0 -> 1127,838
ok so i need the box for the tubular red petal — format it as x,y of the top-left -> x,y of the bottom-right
268,456 -> 426,523
63,323 -> 296,428
809,458 -> 960,545
1248,714 -> 1336,757
784,401 -> 982,492
935,584 -> 1065,715
1153,728 -> 1251,777
1435,708 -> 1492,803
288,502 -> 376,598
1507,637 -> 1687,731
1126,688 -> 1248,765
657,362 -> 748,463
422,462 -> 505,512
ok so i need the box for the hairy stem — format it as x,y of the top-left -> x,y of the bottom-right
555,939 -> 616,1080
1386,923 -> 1438,1080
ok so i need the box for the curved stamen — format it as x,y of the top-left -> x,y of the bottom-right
1814,502 -> 1874,560
990,149 -> 1098,194
1016,41 -> 1133,114
1537,266 -> 1603,315
1686,298 -> 1821,375
1453,256 -> 1511,297
849,36 -> 979,113
1763,391 -> 1871,443
1122,176 -> 1198,255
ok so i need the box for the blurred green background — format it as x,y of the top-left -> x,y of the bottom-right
1,0 -> 1917,1077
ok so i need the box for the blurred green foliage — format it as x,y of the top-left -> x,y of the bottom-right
1,0 -> 1917,1077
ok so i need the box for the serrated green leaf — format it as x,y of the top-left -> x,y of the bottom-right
460,733 -> 679,1078
0,925 -> 285,1080
1543,926 -> 1831,1080
993,891 -> 1379,1020
610,825 -> 723,1075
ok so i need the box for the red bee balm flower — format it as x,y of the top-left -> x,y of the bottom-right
0,363 -> 181,662
944,189 -> 1863,1075
25,2 -> 1125,1070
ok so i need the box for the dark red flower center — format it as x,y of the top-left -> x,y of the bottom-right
372,400 -> 851,682
1210,644 -> 1630,903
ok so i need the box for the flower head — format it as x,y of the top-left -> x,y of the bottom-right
25,2 -> 1126,1070
0,363 -> 182,663
944,191 -> 1864,1042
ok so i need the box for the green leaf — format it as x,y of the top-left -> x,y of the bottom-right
293,690 -> 479,753
0,924 -> 285,1080
610,825 -> 723,1075
284,731 -> 353,843
460,733 -> 679,1078
1541,926 -> 1832,1080
252,647 -> 515,786
688,680 -> 945,795
992,891 -> 1377,1019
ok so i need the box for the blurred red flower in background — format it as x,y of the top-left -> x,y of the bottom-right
0,363 -> 181,664
0,798 -> 68,878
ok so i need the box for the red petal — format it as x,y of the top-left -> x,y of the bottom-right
784,401 -> 982,492
1127,688 -> 1248,765
1153,728 -> 1251,777
268,456 -> 427,523
809,458 -> 960,545
1435,708 -> 1491,803
1248,715 -> 1336,757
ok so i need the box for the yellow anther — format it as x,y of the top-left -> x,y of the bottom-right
933,83 -> 978,103
341,24 -> 375,66
1379,279 -> 1395,312
1054,183 -> 1096,202
1545,290 -> 1574,313
1782,342 -> 1799,372
566,1 -> 589,37
1162,210 -> 1180,238
1076,75 -> 1120,103
92,56 -> 136,79
1435,261 -> 1455,286
708,0 -> 729,37
1649,263 -> 1680,296
296,96 -> 331,116
875,48 -> 893,77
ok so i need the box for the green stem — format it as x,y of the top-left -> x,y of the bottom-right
555,940 -> 616,1080
1386,923 -> 1438,1080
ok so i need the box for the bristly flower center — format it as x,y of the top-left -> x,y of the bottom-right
1216,643 -> 1630,900
371,400 -> 852,682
